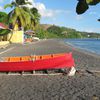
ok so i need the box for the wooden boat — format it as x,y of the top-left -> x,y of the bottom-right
0,52 -> 76,76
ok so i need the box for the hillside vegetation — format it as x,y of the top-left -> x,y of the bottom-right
35,24 -> 100,39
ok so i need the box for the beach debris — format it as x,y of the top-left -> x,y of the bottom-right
92,95 -> 99,100
67,67 -> 76,76
76,69 -> 100,77
85,70 -> 94,74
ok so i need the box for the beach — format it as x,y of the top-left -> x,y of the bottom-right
0,39 -> 100,100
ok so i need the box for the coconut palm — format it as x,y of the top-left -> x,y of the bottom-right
30,8 -> 40,26
4,0 -> 40,30
22,7 -> 41,30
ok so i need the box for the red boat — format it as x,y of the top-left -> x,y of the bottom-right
0,52 -> 76,76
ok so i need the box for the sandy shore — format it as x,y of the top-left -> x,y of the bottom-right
0,39 -> 100,100
33,39 -> 100,71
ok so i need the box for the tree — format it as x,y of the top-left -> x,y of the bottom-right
4,0 -> 40,30
22,7 -> 41,30
47,25 -> 62,35
0,12 -> 8,25
30,8 -> 41,27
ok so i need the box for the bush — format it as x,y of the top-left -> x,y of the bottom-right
0,29 -> 10,36
47,25 -> 62,35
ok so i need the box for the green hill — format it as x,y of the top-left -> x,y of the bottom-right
36,24 -> 100,39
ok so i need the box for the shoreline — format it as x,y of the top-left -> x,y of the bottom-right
60,39 -> 100,59
55,39 -> 100,70
0,39 -> 100,71
0,39 -> 100,100
61,39 -> 100,71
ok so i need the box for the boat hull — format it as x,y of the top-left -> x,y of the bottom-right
0,53 -> 75,72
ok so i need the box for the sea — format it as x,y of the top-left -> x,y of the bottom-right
64,38 -> 100,55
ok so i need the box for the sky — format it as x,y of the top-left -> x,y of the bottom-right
0,0 -> 100,33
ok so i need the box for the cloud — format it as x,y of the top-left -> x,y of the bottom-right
89,11 -> 100,18
34,2 -> 54,17
0,0 -> 4,2
0,6 -> 3,11
89,11 -> 97,15
25,0 -> 70,18
76,15 -> 83,20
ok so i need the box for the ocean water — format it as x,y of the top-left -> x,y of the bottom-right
64,39 -> 100,55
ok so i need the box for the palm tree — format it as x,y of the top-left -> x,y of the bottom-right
22,7 -> 41,30
4,0 -> 40,30
30,7 -> 41,27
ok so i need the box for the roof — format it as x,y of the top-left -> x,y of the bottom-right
0,23 -> 8,29
25,30 -> 35,35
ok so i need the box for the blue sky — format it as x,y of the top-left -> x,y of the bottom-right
0,0 -> 100,33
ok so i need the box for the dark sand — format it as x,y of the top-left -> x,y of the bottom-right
0,39 -> 100,100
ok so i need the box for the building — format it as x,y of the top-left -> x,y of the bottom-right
0,22 -> 24,43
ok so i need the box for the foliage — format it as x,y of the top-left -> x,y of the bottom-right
76,0 -> 89,14
47,25 -> 62,35
76,0 -> 100,14
0,12 -> 8,24
4,0 -> 41,30
47,26 -> 63,38
37,24 -> 100,39
0,29 -> 10,36
47,25 -> 83,38
0,12 -> 11,35
30,7 -> 41,27
35,27 -> 61,39
86,0 -> 100,5
81,31 -> 100,38
35,28 -> 46,39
